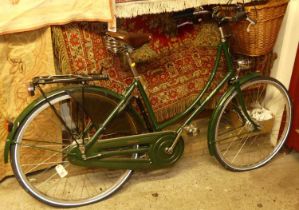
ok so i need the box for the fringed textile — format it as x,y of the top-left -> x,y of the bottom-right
116,0 -> 251,18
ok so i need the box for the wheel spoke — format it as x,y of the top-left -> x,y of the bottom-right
11,90 -> 143,207
214,78 -> 292,171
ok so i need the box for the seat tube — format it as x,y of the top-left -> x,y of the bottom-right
125,52 -> 148,92
125,52 -> 139,77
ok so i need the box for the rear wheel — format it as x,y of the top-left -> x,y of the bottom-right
211,77 -> 292,171
11,87 -> 144,207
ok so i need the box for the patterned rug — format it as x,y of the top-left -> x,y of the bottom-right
52,15 -> 227,122
52,14 -> 272,122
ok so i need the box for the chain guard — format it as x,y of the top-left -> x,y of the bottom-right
149,134 -> 184,168
68,131 -> 184,170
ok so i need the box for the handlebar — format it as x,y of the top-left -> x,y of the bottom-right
232,10 -> 247,22
174,4 -> 256,30
212,5 -> 255,25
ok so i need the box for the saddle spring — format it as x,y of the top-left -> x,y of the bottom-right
104,35 -> 129,54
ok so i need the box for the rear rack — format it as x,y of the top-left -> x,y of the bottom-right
28,74 -> 109,96
31,74 -> 109,85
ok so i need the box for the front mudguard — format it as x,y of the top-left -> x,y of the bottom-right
207,72 -> 261,156
3,86 -> 144,163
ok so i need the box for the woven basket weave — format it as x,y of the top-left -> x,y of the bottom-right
229,0 -> 289,56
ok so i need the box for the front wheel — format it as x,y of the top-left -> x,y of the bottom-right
10,87 -> 144,207
210,77 -> 292,171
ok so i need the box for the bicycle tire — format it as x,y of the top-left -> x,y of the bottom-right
210,77 -> 292,171
10,87 -> 144,207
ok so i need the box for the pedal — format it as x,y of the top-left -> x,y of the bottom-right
184,123 -> 199,136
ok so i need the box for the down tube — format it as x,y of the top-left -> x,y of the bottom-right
179,42 -> 235,128
157,43 -> 233,130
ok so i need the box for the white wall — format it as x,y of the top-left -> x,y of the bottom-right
271,0 -> 299,89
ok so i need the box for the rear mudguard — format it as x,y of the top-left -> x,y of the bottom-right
4,86 -> 145,163
207,72 -> 261,155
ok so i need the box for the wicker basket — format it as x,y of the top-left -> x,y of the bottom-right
229,0 -> 289,56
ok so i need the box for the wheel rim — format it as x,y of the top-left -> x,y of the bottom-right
214,79 -> 292,171
12,92 -> 138,207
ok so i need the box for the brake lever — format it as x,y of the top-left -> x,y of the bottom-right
177,21 -> 194,28
246,16 -> 256,32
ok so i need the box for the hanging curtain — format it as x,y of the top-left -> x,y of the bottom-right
0,0 -> 114,35
115,0 -> 251,18
287,45 -> 299,152
0,28 -> 55,181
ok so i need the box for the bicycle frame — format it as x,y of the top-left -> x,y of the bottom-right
85,41 -> 236,151
4,31 -> 261,168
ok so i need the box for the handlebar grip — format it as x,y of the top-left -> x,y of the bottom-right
232,11 -> 247,22
172,8 -> 195,20
173,8 -> 211,21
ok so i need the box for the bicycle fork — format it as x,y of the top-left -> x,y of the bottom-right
233,81 -> 260,131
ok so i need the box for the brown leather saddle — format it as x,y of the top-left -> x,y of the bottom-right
106,30 -> 152,49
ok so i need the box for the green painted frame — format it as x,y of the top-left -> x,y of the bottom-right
4,40 -> 261,168
85,41 -> 235,149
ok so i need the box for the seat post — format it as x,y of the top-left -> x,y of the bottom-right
124,52 -> 149,94
124,52 -> 140,78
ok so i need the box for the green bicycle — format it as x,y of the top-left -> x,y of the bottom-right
3,5 -> 292,207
